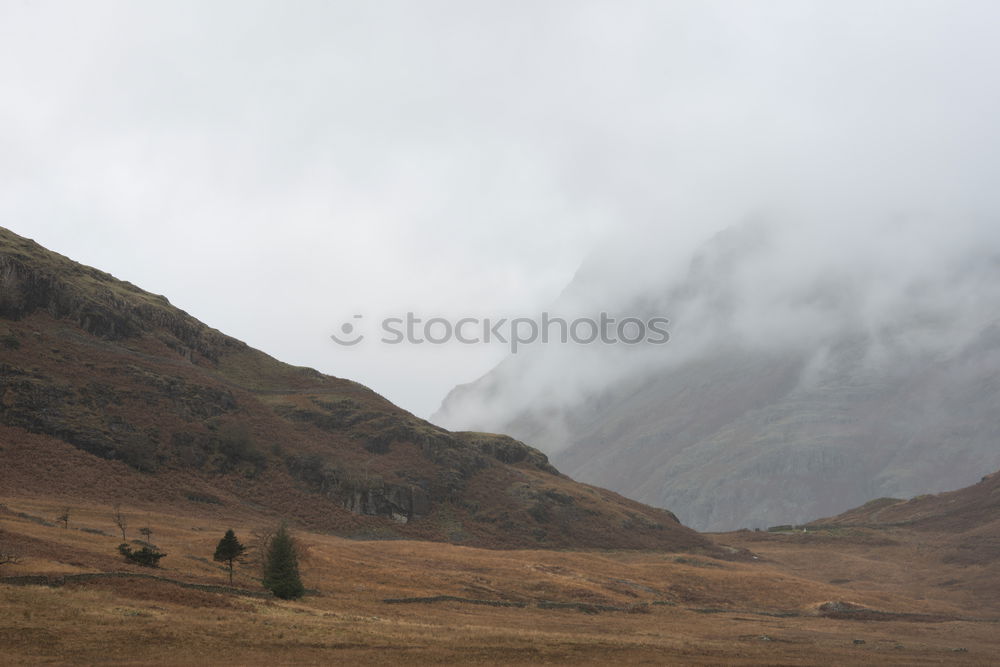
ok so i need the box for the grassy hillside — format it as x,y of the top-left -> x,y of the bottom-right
0,226 -> 709,551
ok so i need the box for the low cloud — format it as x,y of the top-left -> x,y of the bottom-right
2,1 -> 1000,419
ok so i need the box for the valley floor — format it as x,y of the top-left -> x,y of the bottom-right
1,497 -> 996,665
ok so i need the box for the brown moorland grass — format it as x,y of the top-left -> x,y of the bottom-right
2,497 -> 998,665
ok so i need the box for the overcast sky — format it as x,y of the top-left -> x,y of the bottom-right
3,1 -> 1000,418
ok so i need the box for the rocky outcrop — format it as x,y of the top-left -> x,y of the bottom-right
340,482 -> 431,523
459,432 -> 559,474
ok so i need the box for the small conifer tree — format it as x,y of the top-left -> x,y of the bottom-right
262,523 -> 304,599
213,529 -> 247,585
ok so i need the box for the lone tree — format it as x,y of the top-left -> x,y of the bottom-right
111,503 -> 128,542
213,529 -> 247,585
56,507 -> 71,529
262,523 -> 304,600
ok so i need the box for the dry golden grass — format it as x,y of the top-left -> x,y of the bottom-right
2,496 -> 998,665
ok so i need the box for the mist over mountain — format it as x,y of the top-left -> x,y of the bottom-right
432,3 -> 1000,489
430,0 -> 1000,531
8,1 -> 1000,420
434,212 -> 1000,531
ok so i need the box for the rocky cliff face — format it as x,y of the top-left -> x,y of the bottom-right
0,236 -> 238,360
0,226 -> 712,552
435,223 -> 1000,531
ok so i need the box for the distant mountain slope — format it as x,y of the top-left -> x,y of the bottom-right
435,222 -> 1000,531
816,469 -> 1000,534
0,226 -> 713,552
809,469 -> 1000,576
